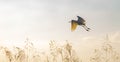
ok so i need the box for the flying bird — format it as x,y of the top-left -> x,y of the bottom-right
70,16 -> 90,31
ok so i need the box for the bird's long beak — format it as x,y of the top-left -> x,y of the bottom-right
68,21 -> 71,23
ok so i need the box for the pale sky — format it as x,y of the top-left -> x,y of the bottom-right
0,0 -> 120,42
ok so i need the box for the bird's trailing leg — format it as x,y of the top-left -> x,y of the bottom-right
82,25 -> 91,31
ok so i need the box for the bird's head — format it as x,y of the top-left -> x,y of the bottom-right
77,16 -> 80,18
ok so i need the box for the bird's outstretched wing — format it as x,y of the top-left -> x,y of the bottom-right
71,21 -> 78,31
77,16 -> 86,24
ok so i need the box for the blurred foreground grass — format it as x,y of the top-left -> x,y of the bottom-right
0,36 -> 120,62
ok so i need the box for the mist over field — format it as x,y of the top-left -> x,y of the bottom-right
0,32 -> 120,62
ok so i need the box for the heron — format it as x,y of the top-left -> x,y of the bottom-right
70,16 -> 90,31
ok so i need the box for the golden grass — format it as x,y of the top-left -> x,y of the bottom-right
0,36 -> 119,62
90,35 -> 120,62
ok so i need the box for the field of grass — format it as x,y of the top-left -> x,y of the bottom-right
0,36 -> 120,62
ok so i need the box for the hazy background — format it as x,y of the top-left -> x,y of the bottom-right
0,0 -> 120,62
0,0 -> 120,41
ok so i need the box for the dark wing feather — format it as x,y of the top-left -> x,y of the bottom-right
77,16 -> 86,24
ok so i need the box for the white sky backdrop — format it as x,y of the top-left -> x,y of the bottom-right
0,0 -> 120,42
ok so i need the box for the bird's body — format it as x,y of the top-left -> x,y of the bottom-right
70,16 -> 90,31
